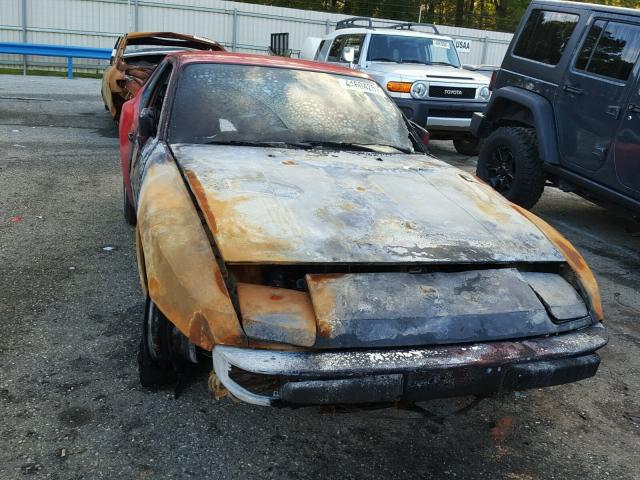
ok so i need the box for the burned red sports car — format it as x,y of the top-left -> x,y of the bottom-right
119,51 -> 607,406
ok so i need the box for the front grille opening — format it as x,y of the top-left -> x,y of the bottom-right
229,366 -> 280,397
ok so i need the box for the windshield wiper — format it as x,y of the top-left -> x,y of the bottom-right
300,141 -> 411,154
428,61 -> 456,67
203,139 -> 411,154
204,140 -> 308,149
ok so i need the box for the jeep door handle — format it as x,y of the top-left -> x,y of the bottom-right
628,103 -> 640,113
563,84 -> 584,95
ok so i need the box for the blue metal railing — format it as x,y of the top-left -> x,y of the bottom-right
0,42 -> 111,78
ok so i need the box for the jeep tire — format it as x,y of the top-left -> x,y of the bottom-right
477,127 -> 545,209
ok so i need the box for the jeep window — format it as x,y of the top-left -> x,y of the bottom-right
575,20 -> 640,82
169,63 -> 413,153
367,35 -> 460,67
315,40 -> 329,61
513,9 -> 579,65
327,35 -> 365,63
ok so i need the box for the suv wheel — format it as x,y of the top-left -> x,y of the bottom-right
453,134 -> 480,156
477,127 -> 545,209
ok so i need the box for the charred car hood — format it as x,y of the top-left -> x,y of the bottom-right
172,144 -> 563,265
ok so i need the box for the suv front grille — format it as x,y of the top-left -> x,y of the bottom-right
429,86 -> 476,99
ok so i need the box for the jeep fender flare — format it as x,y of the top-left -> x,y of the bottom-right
481,87 -> 560,165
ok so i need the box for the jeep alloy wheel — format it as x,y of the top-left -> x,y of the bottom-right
477,127 -> 545,209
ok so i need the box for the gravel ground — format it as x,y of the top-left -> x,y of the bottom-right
1,74 -> 639,480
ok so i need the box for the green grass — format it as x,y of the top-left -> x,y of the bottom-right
0,67 -> 102,79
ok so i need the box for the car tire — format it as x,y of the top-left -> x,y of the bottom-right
123,184 -> 136,226
476,127 -> 545,209
138,297 -> 177,388
453,135 -> 481,156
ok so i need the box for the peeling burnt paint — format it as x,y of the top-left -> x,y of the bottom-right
136,160 -> 246,349
512,205 -> 604,322
306,269 -> 592,349
173,144 -> 565,265
237,283 -> 317,347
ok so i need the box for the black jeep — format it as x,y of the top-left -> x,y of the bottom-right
472,0 -> 640,213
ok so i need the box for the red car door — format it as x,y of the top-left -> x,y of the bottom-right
119,89 -> 142,204
119,60 -> 173,206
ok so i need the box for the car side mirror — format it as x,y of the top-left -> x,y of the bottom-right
342,47 -> 355,64
138,107 -> 157,138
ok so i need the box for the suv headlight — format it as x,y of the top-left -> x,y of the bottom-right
410,81 -> 429,99
478,86 -> 491,100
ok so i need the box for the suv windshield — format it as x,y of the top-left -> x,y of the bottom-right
169,63 -> 413,153
367,34 -> 461,67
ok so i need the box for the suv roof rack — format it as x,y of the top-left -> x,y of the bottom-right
335,17 -> 440,34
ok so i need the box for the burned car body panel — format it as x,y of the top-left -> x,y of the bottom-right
512,204 -> 604,322
173,144 -> 564,264
136,153 -> 246,350
237,283 -> 317,347
306,269 -> 592,349
102,32 -> 223,119
121,52 -> 607,406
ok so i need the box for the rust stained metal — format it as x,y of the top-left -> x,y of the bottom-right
237,283 -> 317,347
137,160 -> 247,349
183,168 -> 294,263
305,274 -> 338,339
173,144 -> 565,265
511,204 -> 604,322
208,370 -> 228,400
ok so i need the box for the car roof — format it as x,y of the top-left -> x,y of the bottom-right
531,0 -> 639,17
171,51 -> 372,79
122,31 -> 223,49
325,28 -> 453,41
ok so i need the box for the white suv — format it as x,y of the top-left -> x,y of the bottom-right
305,17 -> 491,155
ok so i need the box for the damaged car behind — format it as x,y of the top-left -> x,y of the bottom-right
120,51 -> 607,407
102,32 -> 224,120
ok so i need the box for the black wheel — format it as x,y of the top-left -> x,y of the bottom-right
453,134 -> 480,156
138,298 -> 177,387
123,184 -> 136,226
476,127 -> 545,209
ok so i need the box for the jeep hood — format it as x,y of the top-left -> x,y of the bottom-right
172,144 -> 563,265
366,63 -> 489,84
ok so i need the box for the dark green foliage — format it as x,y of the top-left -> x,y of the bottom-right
238,0 -> 637,33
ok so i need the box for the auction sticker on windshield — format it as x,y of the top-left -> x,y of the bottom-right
432,40 -> 451,49
339,78 -> 384,96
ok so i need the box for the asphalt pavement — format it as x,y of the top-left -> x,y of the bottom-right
1,75 -> 639,479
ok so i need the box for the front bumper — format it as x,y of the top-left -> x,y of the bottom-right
212,324 -> 607,406
393,98 -> 487,134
